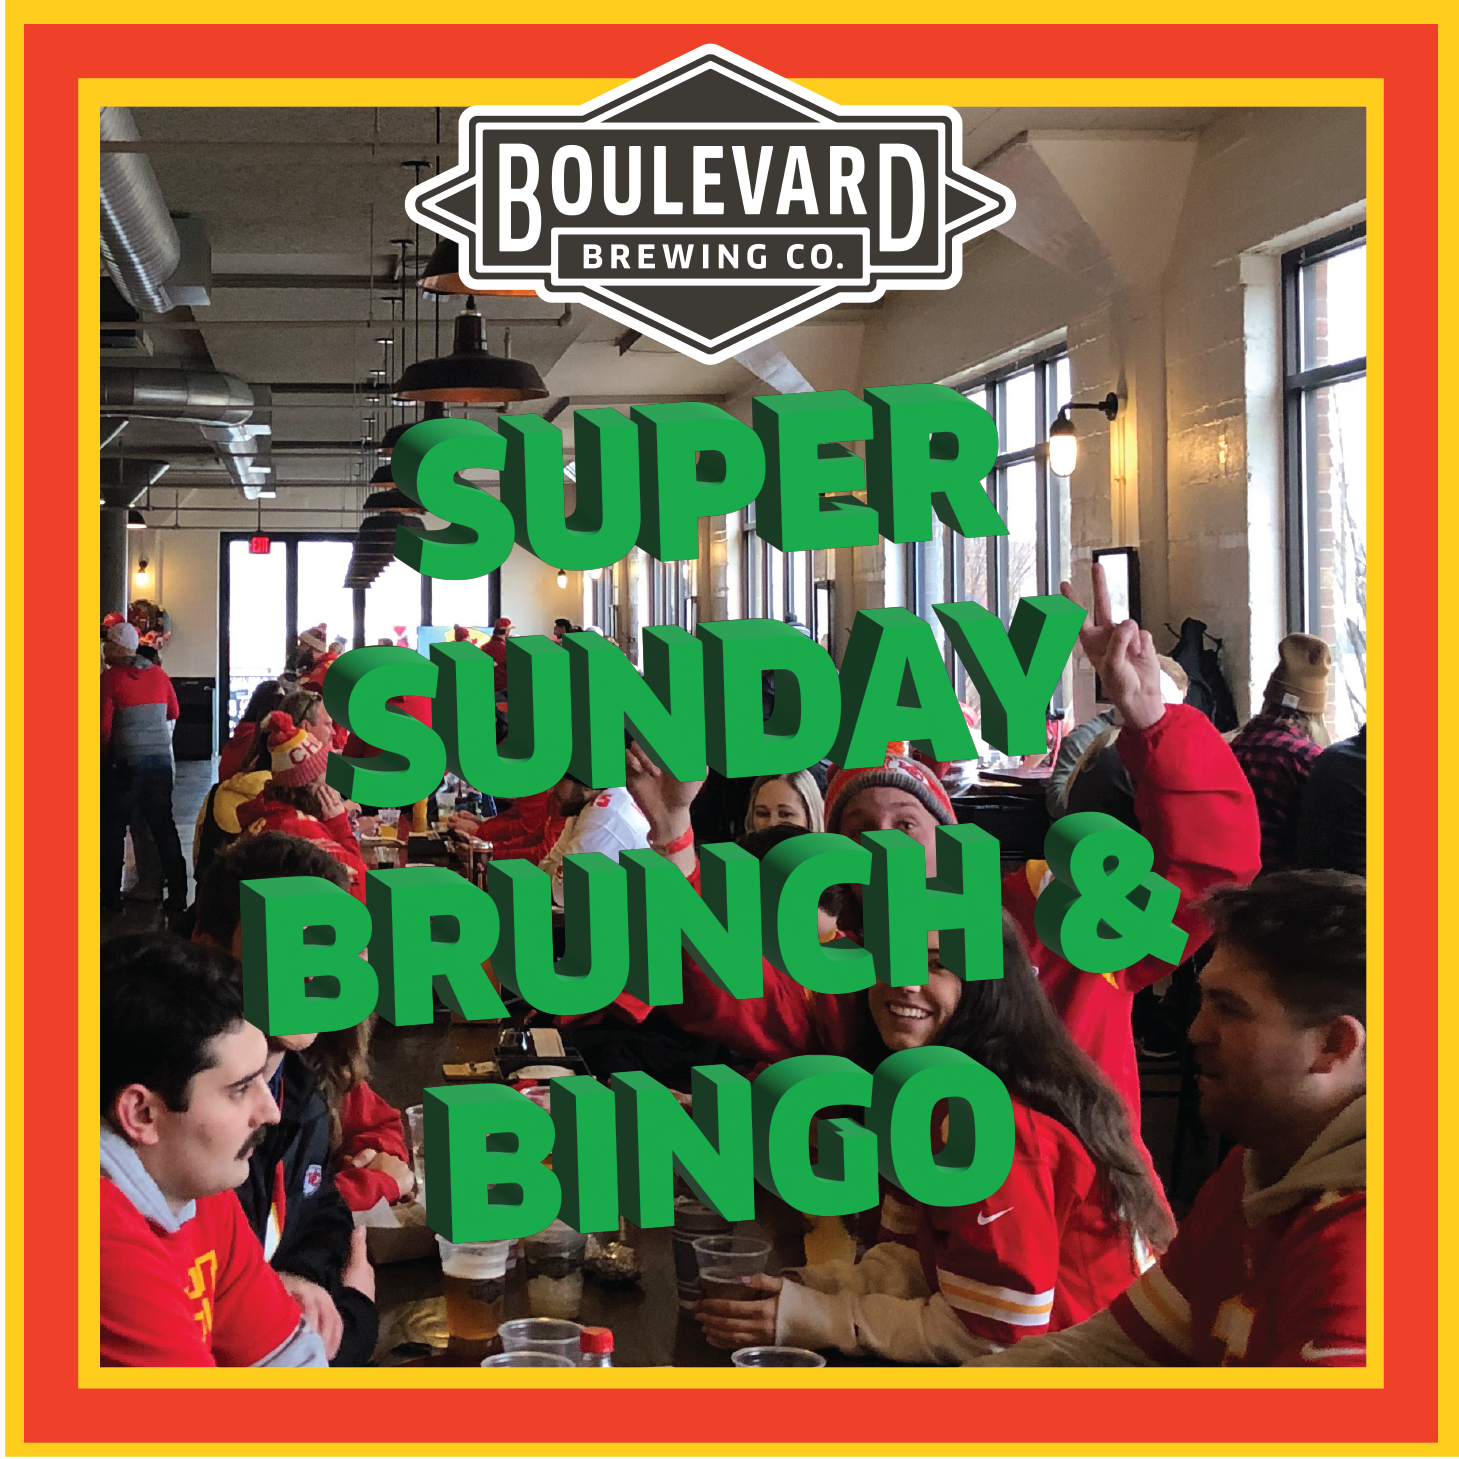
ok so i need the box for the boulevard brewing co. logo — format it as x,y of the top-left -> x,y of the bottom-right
406,46 -> 1016,365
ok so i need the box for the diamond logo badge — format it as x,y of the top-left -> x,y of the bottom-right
407,45 -> 1016,365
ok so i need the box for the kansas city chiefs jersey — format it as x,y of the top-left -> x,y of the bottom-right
1111,1148 -> 1366,1366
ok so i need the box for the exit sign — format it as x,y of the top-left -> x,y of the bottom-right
249,535 -> 271,555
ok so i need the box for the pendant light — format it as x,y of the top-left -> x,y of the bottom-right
392,298 -> 547,405
127,508 -> 146,530
379,401 -> 447,459
361,486 -> 424,513
419,235 -> 536,298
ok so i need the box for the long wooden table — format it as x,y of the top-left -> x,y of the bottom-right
372,1194 -> 813,1368
374,1017 -> 893,1367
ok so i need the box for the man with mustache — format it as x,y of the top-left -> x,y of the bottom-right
974,869 -> 1367,1367
101,935 -> 327,1366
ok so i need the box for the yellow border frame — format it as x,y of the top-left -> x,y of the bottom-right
2,2 -> 1425,1444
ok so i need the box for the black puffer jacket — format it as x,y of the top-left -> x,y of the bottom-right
237,1053 -> 378,1367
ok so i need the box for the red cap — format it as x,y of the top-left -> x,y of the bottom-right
579,1326 -> 614,1354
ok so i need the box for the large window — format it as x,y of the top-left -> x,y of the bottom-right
906,346 -> 1071,701
649,555 -> 697,632
224,537 -> 289,732
219,530 -> 494,742
587,562 -> 619,644
1284,225 -> 1367,739
742,501 -> 835,646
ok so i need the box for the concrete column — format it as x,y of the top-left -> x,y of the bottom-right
101,509 -> 129,617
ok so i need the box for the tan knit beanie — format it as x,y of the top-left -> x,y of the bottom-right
1265,634 -> 1332,714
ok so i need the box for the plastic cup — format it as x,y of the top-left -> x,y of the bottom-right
731,1346 -> 826,1368
405,1104 -> 425,1189
436,1234 -> 512,1358
480,1352 -> 575,1368
693,1235 -> 772,1303
523,1221 -> 588,1319
673,1197 -> 733,1309
498,1317 -> 583,1362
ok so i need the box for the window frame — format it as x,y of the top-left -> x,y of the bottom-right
1281,222 -> 1368,638
905,344 -> 1070,701
218,529 -> 508,744
740,501 -> 834,644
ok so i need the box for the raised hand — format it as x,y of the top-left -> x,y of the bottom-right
1061,561 -> 1165,732
625,741 -> 702,875
624,742 -> 704,828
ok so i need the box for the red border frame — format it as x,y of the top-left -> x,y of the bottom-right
26,22 -> 1435,1450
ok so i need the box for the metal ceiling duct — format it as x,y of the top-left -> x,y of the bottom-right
100,107 -> 181,315
100,109 -> 263,495
100,456 -> 170,510
99,368 -> 272,498
100,368 -> 254,425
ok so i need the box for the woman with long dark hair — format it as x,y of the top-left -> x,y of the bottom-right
218,678 -> 285,781
695,919 -> 1173,1364
299,1017 -> 416,1212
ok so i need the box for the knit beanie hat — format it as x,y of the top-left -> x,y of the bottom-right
106,621 -> 139,652
493,617 -> 513,633
825,752 -> 957,834
1265,634 -> 1331,714
263,711 -> 330,787
299,624 -> 329,655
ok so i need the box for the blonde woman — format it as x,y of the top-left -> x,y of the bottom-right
744,769 -> 825,835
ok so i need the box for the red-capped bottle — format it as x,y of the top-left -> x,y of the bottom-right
578,1326 -> 614,1367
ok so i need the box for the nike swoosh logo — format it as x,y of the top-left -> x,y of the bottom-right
1300,1341 -> 1366,1361
976,1208 -> 1014,1225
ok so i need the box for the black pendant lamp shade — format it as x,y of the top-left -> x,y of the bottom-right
419,235 -> 537,298
392,299 -> 548,405
369,462 -> 395,489
362,486 -> 423,513
378,403 -> 447,459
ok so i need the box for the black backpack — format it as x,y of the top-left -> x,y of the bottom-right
1167,618 -> 1239,732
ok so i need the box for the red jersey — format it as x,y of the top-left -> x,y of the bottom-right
100,1179 -> 304,1367
878,1102 -> 1146,1346
1111,1145 -> 1366,1365
235,794 -> 370,902
633,705 -> 1260,1136
332,1081 -> 412,1211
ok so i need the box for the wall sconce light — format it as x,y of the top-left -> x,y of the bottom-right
1048,392 -> 1119,478
134,557 -> 151,589
556,568 -> 568,589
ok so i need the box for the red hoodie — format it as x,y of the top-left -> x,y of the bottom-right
597,706 -> 1260,1133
